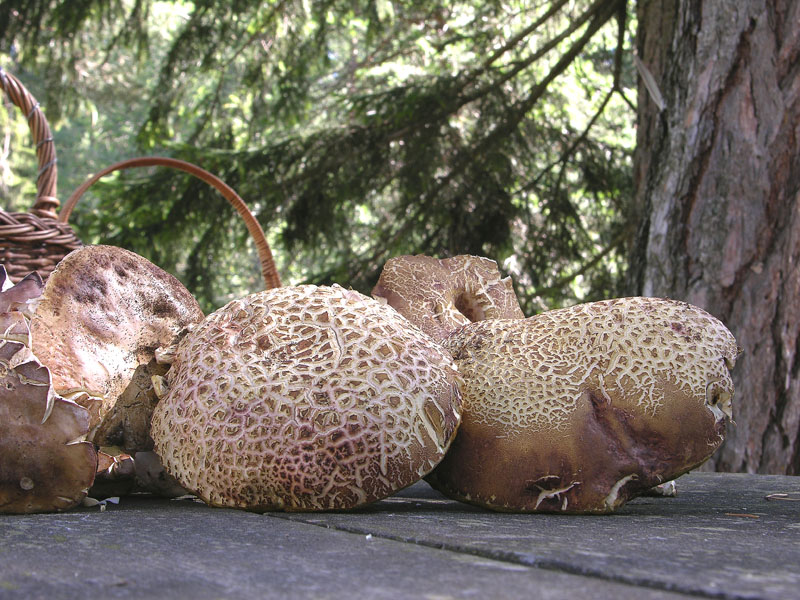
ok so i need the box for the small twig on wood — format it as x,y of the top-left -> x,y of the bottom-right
764,493 -> 800,501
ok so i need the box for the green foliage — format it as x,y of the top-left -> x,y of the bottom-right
0,0 -> 636,314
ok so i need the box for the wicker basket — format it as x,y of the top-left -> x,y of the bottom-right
0,68 -> 82,282
0,69 -> 279,289
62,156 -> 281,290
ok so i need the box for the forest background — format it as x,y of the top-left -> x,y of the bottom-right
0,0 -> 798,476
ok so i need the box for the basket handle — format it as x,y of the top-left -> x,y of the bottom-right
0,68 -> 59,219
60,156 -> 281,290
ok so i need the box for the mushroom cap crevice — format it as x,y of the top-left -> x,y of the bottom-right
152,284 -> 462,512
89,449 -> 187,499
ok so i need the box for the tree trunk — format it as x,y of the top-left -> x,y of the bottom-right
630,1 -> 800,474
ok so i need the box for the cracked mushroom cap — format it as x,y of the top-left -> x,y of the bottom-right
372,254 -> 524,341
29,245 -> 204,450
151,284 -> 462,511
0,340 -> 97,513
425,297 -> 740,513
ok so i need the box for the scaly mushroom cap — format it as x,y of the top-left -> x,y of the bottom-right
0,340 -> 97,513
151,284 -> 462,511
29,245 -> 204,450
372,254 -> 524,340
426,297 -> 740,513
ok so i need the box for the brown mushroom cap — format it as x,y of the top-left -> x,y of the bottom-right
425,297 -> 740,513
151,284 -> 462,511
0,340 -> 97,513
372,254 -> 524,340
0,268 -> 43,315
28,245 -> 204,450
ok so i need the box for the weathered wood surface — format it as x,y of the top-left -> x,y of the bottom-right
1,472 -> 798,599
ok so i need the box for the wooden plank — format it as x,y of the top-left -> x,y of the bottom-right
1,473 -> 797,599
1,496 -> 692,599
278,472 -> 800,599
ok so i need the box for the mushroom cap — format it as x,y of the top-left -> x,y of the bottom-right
151,284 -> 462,511
372,254 -> 524,341
29,245 -> 204,449
0,269 -> 43,315
0,340 -> 97,513
426,297 -> 740,513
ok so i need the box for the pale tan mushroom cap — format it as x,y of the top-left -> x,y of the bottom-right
372,254 -> 524,341
427,297 -> 739,513
29,245 -> 204,448
0,341 -> 97,513
151,284 -> 462,511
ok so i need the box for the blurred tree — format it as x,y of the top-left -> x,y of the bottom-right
0,0 -> 635,313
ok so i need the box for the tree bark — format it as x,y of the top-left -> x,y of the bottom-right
630,0 -> 800,474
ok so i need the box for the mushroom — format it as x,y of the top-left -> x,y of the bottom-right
0,267 -> 43,314
372,255 -> 739,513
0,270 -> 97,513
427,297 -> 739,513
151,284 -> 462,511
28,245 -> 204,451
0,339 -> 97,513
130,451 -> 187,498
89,450 -> 186,499
372,254 -> 524,340
0,266 -> 44,364
91,450 -> 137,498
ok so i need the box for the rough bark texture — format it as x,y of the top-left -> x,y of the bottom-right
629,0 -> 800,474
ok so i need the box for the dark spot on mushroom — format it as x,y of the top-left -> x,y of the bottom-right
586,389 -> 610,410
103,422 -> 126,447
71,274 -> 108,305
150,298 -> 179,319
